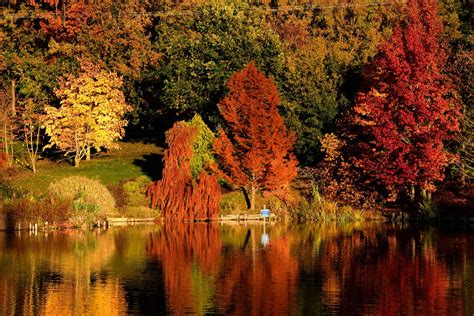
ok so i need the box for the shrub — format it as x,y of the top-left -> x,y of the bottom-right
108,176 -> 150,213
48,176 -> 116,225
291,184 -> 364,223
122,176 -> 149,207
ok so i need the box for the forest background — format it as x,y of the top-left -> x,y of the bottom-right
0,0 -> 472,225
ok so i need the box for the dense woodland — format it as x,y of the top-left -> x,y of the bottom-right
0,0 -> 472,221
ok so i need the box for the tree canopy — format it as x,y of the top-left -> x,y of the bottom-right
214,61 -> 298,210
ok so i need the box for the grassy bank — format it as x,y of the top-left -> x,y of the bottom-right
1,142 -> 163,230
1,141 -> 389,228
8,142 -> 163,194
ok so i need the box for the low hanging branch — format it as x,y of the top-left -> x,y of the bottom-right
147,121 -> 221,221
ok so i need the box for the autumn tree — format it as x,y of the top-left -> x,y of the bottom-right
147,117 -> 221,221
214,62 -> 298,211
154,4 -> 284,125
447,47 -> 473,186
348,0 -> 461,200
43,63 -> 131,167
0,88 -> 15,168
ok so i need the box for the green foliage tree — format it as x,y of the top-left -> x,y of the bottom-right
184,114 -> 215,179
154,4 -> 285,124
0,5 -> 77,170
272,6 -> 399,165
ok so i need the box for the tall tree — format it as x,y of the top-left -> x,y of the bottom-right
348,0 -> 461,199
214,62 -> 298,210
271,6 -> 399,165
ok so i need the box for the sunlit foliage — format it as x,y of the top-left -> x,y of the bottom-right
347,0 -> 461,198
147,121 -> 221,220
43,62 -> 131,167
214,62 -> 298,210
184,114 -> 216,179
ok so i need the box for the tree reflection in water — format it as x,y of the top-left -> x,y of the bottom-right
0,223 -> 473,315
146,222 -> 299,315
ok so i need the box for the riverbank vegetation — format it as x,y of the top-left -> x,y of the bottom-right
0,0 -> 472,226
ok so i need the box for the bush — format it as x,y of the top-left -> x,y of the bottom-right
292,185 -> 364,223
108,176 -> 150,212
122,176 -> 149,207
48,176 -> 116,226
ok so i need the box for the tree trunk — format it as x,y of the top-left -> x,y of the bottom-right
30,156 -> 36,173
250,185 -> 256,211
460,142 -> 466,187
421,189 -> 427,200
410,184 -> 415,202
11,80 -> 15,114
8,79 -> 15,167
86,146 -> 91,161
242,187 -> 251,210
74,155 -> 81,167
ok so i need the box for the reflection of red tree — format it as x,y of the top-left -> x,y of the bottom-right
313,229 -> 464,315
146,223 -> 222,314
216,236 -> 299,315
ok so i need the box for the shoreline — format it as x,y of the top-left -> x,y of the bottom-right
3,212 -> 474,232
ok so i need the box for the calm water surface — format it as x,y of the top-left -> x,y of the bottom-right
1,222 -> 473,315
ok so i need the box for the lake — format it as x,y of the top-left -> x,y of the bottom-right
1,222 -> 473,315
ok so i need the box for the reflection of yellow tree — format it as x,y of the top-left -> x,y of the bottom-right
42,279 -> 127,315
0,229 -> 141,315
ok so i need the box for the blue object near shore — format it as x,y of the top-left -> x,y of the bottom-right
260,208 -> 270,218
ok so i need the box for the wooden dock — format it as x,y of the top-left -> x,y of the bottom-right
107,217 -> 156,226
217,213 -> 276,222
106,213 -> 275,226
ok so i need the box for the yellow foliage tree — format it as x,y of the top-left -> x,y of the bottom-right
43,62 -> 131,167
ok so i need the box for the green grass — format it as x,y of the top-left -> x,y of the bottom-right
9,142 -> 163,195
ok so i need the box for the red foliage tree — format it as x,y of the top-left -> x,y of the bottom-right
349,0 -> 460,198
214,61 -> 298,210
147,122 -> 221,221
39,1 -> 92,42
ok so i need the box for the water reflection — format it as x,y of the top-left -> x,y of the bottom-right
0,223 -> 473,315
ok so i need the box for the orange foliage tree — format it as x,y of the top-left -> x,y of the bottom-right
147,121 -> 221,221
214,61 -> 298,210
